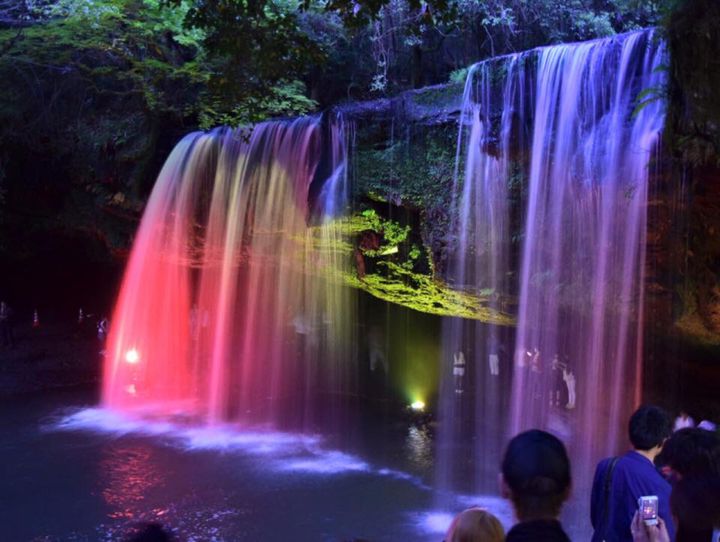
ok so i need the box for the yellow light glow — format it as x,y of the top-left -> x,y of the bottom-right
125,348 -> 140,364
410,400 -> 425,411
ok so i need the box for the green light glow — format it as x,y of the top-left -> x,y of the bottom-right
306,211 -> 515,324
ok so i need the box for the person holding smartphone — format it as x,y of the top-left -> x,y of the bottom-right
590,405 -> 675,542
630,509 -> 670,542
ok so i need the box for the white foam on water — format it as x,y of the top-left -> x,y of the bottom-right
280,450 -> 370,474
417,511 -> 455,535
48,407 -> 427,481
377,467 -> 430,489
455,493 -> 515,528
412,495 -> 515,539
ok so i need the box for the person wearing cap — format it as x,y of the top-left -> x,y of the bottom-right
590,405 -> 675,542
500,429 -> 572,541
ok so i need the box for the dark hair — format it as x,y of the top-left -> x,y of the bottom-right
657,427 -> 720,478
628,405 -> 671,451
671,476 -> 720,539
123,523 -> 177,542
501,429 -> 571,519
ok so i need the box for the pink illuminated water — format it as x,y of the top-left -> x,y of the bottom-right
103,116 -> 355,428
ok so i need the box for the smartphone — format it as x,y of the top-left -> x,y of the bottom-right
638,495 -> 659,526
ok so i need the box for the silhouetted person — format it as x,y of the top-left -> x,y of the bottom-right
549,355 -> 563,407
0,300 -> 16,348
658,427 -> 720,480
657,427 -> 720,541
501,429 -> 572,541
591,405 -> 674,542
123,523 -> 177,542
97,316 -> 109,342
445,507 -> 505,542
453,350 -> 466,393
368,324 -> 388,378
671,476 -> 720,542
562,363 -> 576,410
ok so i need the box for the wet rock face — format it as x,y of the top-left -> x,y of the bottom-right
666,0 -> 720,344
705,288 -> 720,334
692,168 -> 720,337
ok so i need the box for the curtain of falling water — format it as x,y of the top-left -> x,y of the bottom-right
440,30 -> 666,530
511,30 -> 666,522
103,116 -> 355,430
438,56 -> 526,498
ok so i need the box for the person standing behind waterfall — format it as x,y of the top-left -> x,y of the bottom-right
550,355 -> 564,407
0,300 -> 15,348
562,362 -> 576,410
453,350 -> 466,394
489,351 -> 500,377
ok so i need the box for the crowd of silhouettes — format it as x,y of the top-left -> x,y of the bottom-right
442,405 -> 718,542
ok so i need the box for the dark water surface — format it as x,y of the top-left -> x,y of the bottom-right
0,388 -> 512,541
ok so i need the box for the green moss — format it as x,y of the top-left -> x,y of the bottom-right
343,262 -> 514,325
675,312 -> 720,347
308,213 -> 514,324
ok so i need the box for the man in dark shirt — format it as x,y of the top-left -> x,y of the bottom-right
590,405 -> 674,542
501,429 -> 572,542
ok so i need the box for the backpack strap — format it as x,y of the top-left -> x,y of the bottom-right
600,456 -> 620,540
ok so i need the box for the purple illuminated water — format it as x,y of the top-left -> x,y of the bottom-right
441,29 -> 666,534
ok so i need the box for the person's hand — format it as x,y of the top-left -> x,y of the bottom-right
631,511 -> 670,542
631,511 -> 650,542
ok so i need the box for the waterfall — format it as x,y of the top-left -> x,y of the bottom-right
102,115 -> 355,429
443,28 -> 666,532
438,54 -> 527,497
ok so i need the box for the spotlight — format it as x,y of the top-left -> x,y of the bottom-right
125,348 -> 140,364
410,400 -> 425,412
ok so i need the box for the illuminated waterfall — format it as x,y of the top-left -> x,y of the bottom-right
441,29 -> 666,531
103,115 -> 355,429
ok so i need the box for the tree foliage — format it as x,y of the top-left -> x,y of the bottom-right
0,0 -> 674,210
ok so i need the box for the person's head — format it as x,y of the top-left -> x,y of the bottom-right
671,476 -> 720,540
628,405 -> 671,452
444,507 -> 504,542
500,429 -> 571,521
122,523 -> 177,542
658,427 -> 720,479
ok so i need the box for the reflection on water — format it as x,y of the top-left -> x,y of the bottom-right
405,425 -> 433,472
100,443 -> 165,520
